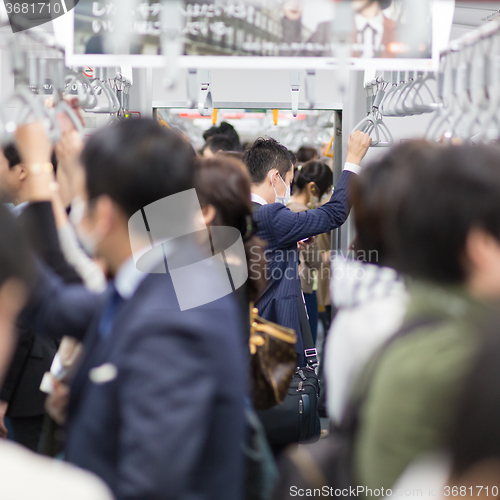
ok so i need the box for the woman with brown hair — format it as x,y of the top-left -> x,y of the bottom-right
194,155 -> 278,499
193,155 -> 267,344
287,160 -> 334,345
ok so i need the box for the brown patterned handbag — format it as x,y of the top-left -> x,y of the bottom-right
249,305 -> 298,410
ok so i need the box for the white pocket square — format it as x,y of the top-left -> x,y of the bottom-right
89,363 -> 118,385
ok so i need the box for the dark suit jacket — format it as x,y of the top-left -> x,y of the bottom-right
253,170 -> 354,355
0,202 -> 82,418
26,259 -> 247,500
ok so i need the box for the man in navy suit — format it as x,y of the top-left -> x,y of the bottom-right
16,120 -> 247,500
243,131 -> 371,364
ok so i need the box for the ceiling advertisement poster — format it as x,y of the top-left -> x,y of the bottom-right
66,0 -> 451,70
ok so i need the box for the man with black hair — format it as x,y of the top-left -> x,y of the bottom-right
0,144 -> 27,210
0,205 -> 112,499
17,119 -> 247,500
243,132 -> 371,364
203,121 -> 241,151
0,143 -> 62,452
202,133 -> 237,158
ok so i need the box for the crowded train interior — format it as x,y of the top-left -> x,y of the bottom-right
1,1 -> 500,499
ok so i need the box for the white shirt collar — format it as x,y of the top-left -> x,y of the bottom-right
355,12 -> 385,33
114,243 -> 171,300
9,201 -> 29,218
251,193 -> 268,206
354,12 -> 385,52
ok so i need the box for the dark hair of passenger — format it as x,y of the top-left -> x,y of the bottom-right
349,144 -> 414,265
293,161 -> 333,199
383,142 -> 500,284
3,144 -> 21,169
448,317 -> 500,478
242,137 -> 296,185
205,134 -> 236,154
81,119 -> 195,218
0,204 -> 33,288
296,146 -> 318,164
203,122 -> 241,151
193,156 -> 266,302
218,122 -> 241,151
202,124 -> 222,141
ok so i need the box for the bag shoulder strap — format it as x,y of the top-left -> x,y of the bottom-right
297,282 -> 317,367
253,200 -> 317,366
252,202 -> 263,214
340,315 -> 443,437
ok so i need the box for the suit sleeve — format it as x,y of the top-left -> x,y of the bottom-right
19,260 -> 100,342
265,170 -> 354,249
0,326 -> 33,402
0,203 -> 86,402
18,202 -> 82,285
116,323 -> 218,500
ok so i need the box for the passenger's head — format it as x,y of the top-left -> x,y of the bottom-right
0,144 -> 27,205
350,143 -> 417,265
79,119 -> 195,274
448,318 -> 500,498
202,134 -> 236,158
383,142 -> 500,299
296,146 -> 319,164
242,137 -> 296,205
203,122 -> 241,151
193,156 -> 266,302
292,161 -> 333,205
0,205 -> 33,384
218,122 -> 241,151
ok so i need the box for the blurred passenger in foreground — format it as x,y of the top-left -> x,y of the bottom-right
0,205 -> 111,500
193,155 -> 266,346
390,319 -> 500,500
17,119 -> 247,500
325,148 -> 409,426
354,142 -> 500,494
0,142 -> 81,452
0,144 -> 27,209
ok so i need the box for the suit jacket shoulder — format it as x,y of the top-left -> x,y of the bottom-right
66,271 -> 247,500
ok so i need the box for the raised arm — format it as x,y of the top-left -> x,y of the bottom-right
15,122 -> 100,341
261,131 -> 371,248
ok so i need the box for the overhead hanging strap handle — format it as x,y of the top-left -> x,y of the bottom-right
351,115 -> 380,146
290,70 -> 301,118
371,119 -> 394,148
198,69 -> 213,117
187,68 -> 198,109
305,69 -> 316,109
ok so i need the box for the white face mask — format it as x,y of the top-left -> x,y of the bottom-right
273,174 -> 291,206
69,197 -> 104,257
